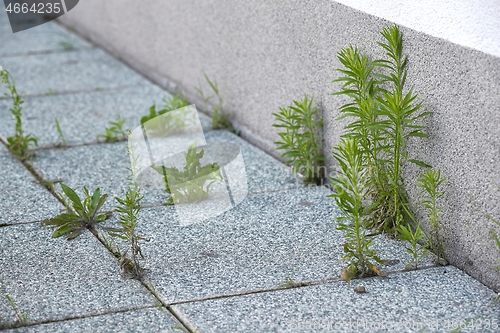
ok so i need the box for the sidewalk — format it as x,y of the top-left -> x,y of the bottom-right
0,17 -> 499,333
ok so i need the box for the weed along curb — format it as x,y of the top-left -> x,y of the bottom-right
0,16 -> 499,332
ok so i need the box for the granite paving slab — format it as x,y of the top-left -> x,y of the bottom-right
0,48 -> 150,97
0,223 -> 155,327
0,153 -> 61,225
29,129 -> 303,211
107,186 -> 436,303
0,22 -> 92,57
175,266 -> 500,333
3,307 -> 183,333
0,86 -> 212,147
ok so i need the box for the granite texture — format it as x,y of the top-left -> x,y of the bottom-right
0,153 -> 61,225
176,266 -> 500,333
0,223 -> 155,326
0,48 -> 150,97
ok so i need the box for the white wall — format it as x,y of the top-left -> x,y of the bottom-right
334,0 -> 500,57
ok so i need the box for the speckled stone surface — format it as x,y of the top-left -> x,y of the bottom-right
0,48 -> 150,97
0,86 -> 212,147
108,186 -> 436,303
176,266 -> 500,333
29,129 -> 304,212
0,223 -> 155,326
3,308 -> 182,333
0,153 -> 62,225
0,22 -> 92,57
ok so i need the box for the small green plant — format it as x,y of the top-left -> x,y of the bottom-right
152,142 -> 223,205
195,74 -> 231,130
273,95 -> 324,185
5,295 -> 28,325
329,139 -> 385,281
0,68 -> 38,160
59,41 -> 74,51
140,94 -> 192,137
333,25 -> 431,235
278,270 -> 296,289
97,115 -> 127,142
105,145 -> 149,278
54,118 -> 67,147
42,184 -> 111,239
45,88 -> 55,96
396,223 -> 429,270
416,168 -> 446,263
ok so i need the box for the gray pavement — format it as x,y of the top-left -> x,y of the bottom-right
0,19 -> 499,333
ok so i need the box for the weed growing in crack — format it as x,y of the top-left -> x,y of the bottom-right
333,24 -> 431,235
416,168 -> 446,263
105,145 -> 149,278
140,94 -> 193,137
140,94 -> 189,125
0,291 -> 28,329
59,41 -> 74,51
195,74 -> 233,131
278,270 -> 296,289
5,295 -> 28,325
152,141 -> 223,205
396,223 -> 429,270
273,95 -> 324,185
329,139 -> 385,281
0,68 -> 38,160
487,214 -> 500,303
42,184 -> 111,239
97,115 -> 127,142
54,118 -> 67,147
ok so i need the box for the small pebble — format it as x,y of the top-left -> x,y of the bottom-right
354,285 -> 366,293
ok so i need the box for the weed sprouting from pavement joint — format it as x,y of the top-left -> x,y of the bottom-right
416,168 -> 446,264
140,94 -> 189,126
0,67 -> 38,160
105,144 -> 149,279
396,223 -> 429,270
151,141 -> 223,205
97,115 -> 128,142
0,292 -> 28,329
41,184 -> 111,239
329,139 -> 386,281
54,118 -> 67,147
195,74 -> 234,131
273,95 -> 324,185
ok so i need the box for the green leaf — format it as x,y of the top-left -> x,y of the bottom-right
408,159 -> 432,168
52,223 -> 74,238
61,184 -> 84,212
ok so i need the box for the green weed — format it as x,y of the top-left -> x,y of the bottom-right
273,95 -> 324,185
329,139 -> 385,280
42,184 -> 111,239
333,25 -> 431,235
195,74 -> 232,130
54,118 -> 67,147
416,168 -> 446,263
151,142 -> 223,205
5,295 -> 28,325
141,94 -> 192,137
396,223 -> 429,270
59,41 -> 74,51
97,115 -> 127,142
0,68 -> 38,160
105,145 -> 149,278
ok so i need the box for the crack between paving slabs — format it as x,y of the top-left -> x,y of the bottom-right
0,45 -> 96,59
164,264 -> 439,307
0,84 -> 148,101
0,305 -> 155,330
0,141 -> 196,333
